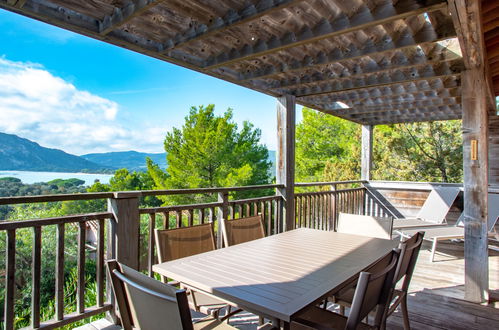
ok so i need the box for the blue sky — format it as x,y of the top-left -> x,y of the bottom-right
0,9 -> 302,154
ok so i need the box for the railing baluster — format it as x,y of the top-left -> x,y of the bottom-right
31,226 -> 42,328
245,203 -> 250,217
188,209 -> 194,226
210,207 -> 215,223
97,219 -> 105,305
148,213 -> 156,277
176,210 -> 182,227
162,212 -> 169,229
266,201 -> 271,234
200,208 -> 205,224
55,223 -> 65,320
4,229 -> 16,330
77,222 -> 86,314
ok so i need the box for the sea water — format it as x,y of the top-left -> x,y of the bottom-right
0,170 -> 112,186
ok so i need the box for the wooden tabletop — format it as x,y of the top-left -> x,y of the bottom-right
153,228 -> 397,322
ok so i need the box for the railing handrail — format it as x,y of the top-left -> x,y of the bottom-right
0,183 -> 285,206
295,187 -> 364,197
0,212 -> 114,230
295,180 -> 366,187
364,188 -> 399,219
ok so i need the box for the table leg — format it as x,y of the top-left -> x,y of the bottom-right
430,238 -> 438,262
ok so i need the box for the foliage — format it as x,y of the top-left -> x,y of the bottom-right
295,108 -> 463,184
147,105 -> 272,203
373,121 -> 463,182
295,108 -> 360,183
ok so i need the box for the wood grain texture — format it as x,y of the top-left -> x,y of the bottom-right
361,125 -> 373,181
276,95 -> 296,232
462,68 -> 490,303
153,228 -> 397,322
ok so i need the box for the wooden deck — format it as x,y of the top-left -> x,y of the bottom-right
80,238 -> 499,330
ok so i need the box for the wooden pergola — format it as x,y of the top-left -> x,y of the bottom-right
1,0 -> 497,303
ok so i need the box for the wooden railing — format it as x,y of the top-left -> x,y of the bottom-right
0,184 -> 283,329
0,211 -> 113,329
0,181 -> 395,329
294,181 -> 398,231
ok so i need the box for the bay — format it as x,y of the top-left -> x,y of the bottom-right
0,170 -> 113,186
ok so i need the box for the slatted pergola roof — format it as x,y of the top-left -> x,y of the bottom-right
0,0 -> 470,125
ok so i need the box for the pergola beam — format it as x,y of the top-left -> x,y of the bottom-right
204,0 -> 448,69
296,70 -> 462,98
279,60 -> 464,96
162,0 -> 302,52
300,79 -> 461,103
99,0 -> 164,35
347,104 -> 461,119
361,113 -> 461,125
268,48 -> 462,91
341,89 -> 461,107
327,98 -> 461,115
242,32 -> 456,82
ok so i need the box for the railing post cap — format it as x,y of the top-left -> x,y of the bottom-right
112,191 -> 142,199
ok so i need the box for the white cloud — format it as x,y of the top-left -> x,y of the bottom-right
0,57 -> 165,154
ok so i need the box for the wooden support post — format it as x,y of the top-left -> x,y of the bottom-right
449,0 -> 493,303
217,192 -> 229,248
361,125 -> 373,181
107,192 -> 141,269
277,95 -> 296,232
462,69 -> 490,303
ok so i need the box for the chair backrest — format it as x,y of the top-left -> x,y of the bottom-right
107,260 -> 193,330
155,223 -> 216,262
337,213 -> 393,239
346,249 -> 400,330
416,186 -> 460,223
221,215 -> 265,246
395,231 -> 425,289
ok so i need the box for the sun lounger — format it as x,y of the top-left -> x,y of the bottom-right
400,193 -> 499,261
393,186 -> 461,230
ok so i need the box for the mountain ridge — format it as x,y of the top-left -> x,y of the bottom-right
82,151 -> 167,172
0,132 -> 110,172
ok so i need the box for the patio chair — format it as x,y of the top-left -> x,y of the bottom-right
154,223 -> 228,317
221,214 -> 265,247
399,193 -> 499,262
337,212 -> 393,240
107,260 -> 235,330
386,231 -> 425,329
291,249 -> 400,330
393,186 -> 461,230
329,232 -> 424,330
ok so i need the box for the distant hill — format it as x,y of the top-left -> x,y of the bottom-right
0,133 -> 110,172
82,151 -> 167,172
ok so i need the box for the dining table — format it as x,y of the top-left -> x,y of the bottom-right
153,227 -> 397,326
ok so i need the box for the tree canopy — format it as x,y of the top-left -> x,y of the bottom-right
373,121 -> 463,182
147,105 -> 272,203
295,107 -> 463,183
296,108 -> 360,182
